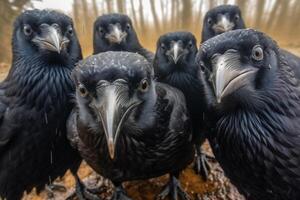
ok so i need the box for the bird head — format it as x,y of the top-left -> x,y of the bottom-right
197,29 -> 280,110
155,32 -> 197,71
13,9 -> 82,63
73,51 -> 156,160
201,5 -> 245,42
93,13 -> 140,53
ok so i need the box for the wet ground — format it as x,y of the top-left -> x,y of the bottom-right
22,142 -> 245,200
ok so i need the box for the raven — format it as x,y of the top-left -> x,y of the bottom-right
68,51 -> 194,200
93,13 -> 154,62
201,5 -> 245,42
153,32 -> 210,179
197,29 -> 300,200
0,9 -> 82,200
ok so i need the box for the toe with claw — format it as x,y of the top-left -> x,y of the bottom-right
156,174 -> 190,200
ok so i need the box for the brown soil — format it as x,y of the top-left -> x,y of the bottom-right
19,142 -> 245,200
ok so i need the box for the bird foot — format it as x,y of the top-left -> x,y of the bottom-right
194,151 -> 214,181
46,183 -> 67,198
66,176 -> 103,200
156,176 -> 191,200
111,186 -> 132,200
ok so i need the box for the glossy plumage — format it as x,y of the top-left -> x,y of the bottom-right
153,32 -> 210,179
93,13 -> 154,62
68,51 -> 194,200
201,5 -> 245,42
0,9 -> 82,199
197,29 -> 300,200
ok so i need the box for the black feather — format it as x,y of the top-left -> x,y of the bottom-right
0,9 -> 82,199
197,29 -> 300,200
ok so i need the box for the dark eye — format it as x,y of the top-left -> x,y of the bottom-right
251,45 -> 264,61
99,27 -> 104,34
207,18 -> 212,25
234,14 -> 240,21
67,26 -> 73,35
188,41 -> 193,48
78,84 -> 88,97
139,79 -> 149,92
161,43 -> 166,50
126,23 -> 131,30
23,24 -> 32,36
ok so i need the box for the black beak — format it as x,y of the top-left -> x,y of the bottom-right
211,50 -> 258,103
105,24 -> 127,44
32,23 -> 69,54
92,85 -> 141,159
167,41 -> 187,64
212,15 -> 234,33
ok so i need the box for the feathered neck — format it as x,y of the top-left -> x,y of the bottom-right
3,53 -> 75,112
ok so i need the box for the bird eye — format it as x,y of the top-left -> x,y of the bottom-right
251,45 -> 264,61
126,23 -> 131,30
188,41 -> 193,48
23,24 -> 32,36
78,84 -> 88,97
139,79 -> 149,92
161,43 -> 166,50
99,27 -> 104,34
67,26 -> 73,36
234,14 -> 240,21
207,18 -> 212,25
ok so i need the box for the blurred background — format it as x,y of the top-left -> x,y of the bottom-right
1,0 -> 300,64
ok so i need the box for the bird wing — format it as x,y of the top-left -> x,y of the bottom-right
0,82 -> 13,152
66,109 -> 80,149
156,82 -> 192,135
137,48 -> 155,63
280,49 -> 300,79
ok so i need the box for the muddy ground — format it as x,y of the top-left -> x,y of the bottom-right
22,143 -> 245,200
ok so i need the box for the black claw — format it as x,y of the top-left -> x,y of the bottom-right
156,175 -> 190,200
111,185 -> 132,200
194,146 -> 213,181
66,174 -> 103,200
46,183 -> 67,198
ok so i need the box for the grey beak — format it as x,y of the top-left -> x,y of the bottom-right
93,85 -> 140,159
212,50 -> 257,103
168,42 -> 185,64
32,24 -> 69,54
213,15 -> 234,33
105,24 -> 127,44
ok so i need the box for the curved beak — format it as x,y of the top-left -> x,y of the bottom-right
105,24 -> 127,44
92,85 -> 141,159
32,24 -> 69,54
213,15 -> 234,33
167,41 -> 186,64
212,50 -> 257,103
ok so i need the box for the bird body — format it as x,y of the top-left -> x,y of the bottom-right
197,29 -> 300,200
0,9 -> 82,199
93,13 -> 154,62
68,51 -> 194,199
154,32 -> 209,179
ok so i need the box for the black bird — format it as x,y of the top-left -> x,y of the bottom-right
0,9 -> 82,199
68,51 -> 194,200
93,13 -> 154,62
201,5 -> 245,42
197,29 -> 300,200
153,32 -> 210,179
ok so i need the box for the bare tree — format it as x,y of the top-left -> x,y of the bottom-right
149,0 -> 161,33
92,0 -> 99,18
